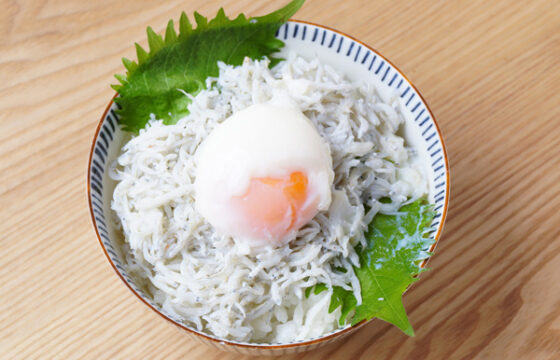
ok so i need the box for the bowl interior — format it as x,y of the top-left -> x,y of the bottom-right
88,20 -> 449,354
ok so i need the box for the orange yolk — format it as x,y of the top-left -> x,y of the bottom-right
233,171 -> 316,241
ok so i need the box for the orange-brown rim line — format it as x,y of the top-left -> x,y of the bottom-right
87,19 -> 450,349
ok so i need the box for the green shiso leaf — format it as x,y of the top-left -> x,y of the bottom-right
314,283 -> 328,295
329,286 -> 357,326
304,286 -> 312,298
329,199 -> 436,336
304,283 -> 328,298
112,0 -> 305,133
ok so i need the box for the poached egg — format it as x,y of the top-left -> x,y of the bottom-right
194,100 -> 334,246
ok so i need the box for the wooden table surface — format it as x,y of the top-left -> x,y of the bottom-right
1,0 -> 559,358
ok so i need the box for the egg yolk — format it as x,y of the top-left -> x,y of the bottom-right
232,171 -> 316,241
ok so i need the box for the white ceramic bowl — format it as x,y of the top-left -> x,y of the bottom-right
88,20 -> 449,356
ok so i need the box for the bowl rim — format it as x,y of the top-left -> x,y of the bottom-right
87,19 -> 449,349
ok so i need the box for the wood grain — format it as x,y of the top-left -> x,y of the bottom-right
1,0 -> 559,358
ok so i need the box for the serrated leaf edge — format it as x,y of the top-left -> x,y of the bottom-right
112,0 -> 304,92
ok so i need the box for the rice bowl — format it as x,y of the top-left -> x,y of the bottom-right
88,17 -> 449,355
